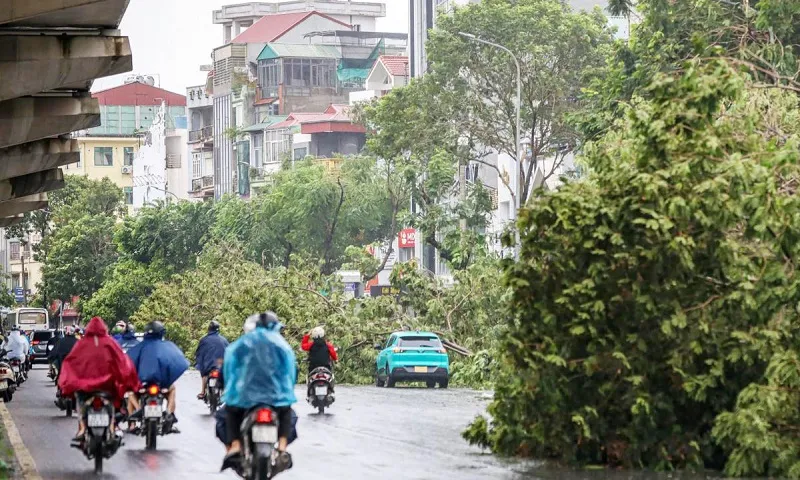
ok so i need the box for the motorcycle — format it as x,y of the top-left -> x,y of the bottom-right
0,350 -> 18,402
306,367 -> 335,414
72,392 -> 123,474
237,406 -> 290,480
55,386 -> 76,417
206,368 -> 222,414
137,383 -> 177,450
9,358 -> 26,385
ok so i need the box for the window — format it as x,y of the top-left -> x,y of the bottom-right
192,153 -> 202,179
398,247 -> 414,263
9,242 -> 19,261
265,129 -> 291,164
398,336 -> 442,349
124,187 -> 133,205
293,147 -> 307,160
94,146 -> 113,166
11,274 -> 29,290
252,133 -> 263,167
77,151 -> 82,168
123,147 -> 134,166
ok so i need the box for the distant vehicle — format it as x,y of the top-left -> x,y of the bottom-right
4,308 -> 49,332
30,329 -> 55,363
374,331 -> 449,389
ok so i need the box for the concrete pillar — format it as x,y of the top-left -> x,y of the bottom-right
0,0 -> 129,29
0,169 -> 64,203
224,25 -> 232,44
0,138 -> 79,181
0,193 -> 49,218
0,35 -> 133,102
0,96 -> 100,149
233,20 -> 241,38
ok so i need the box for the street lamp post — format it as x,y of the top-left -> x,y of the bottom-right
458,32 -> 522,260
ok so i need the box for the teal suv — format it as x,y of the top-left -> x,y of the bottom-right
375,331 -> 449,388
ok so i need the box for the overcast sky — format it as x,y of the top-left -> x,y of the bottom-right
93,0 -> 410,94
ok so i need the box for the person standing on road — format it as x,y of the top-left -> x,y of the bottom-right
221,311 -> 297,474
195,320 -> 229,401
126,321 -> 189,431
58,317 -> 140,441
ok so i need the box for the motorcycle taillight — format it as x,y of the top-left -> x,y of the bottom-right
147,384 -> 159,396
255,408 -> 273,424
209,370 -> 220,378
91,397 -> 104,410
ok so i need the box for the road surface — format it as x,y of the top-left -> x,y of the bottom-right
6,366 -> 535,479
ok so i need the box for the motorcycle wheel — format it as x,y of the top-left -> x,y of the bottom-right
66,402 -> 73,417
94,444 -> 103,474
208,392 -> 218,415
255,455 -> 272,480
2,391 -> 10,403
318,404 -> 325,415
145,421 -> 158,451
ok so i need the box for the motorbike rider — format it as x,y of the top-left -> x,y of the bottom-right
57,317 -> 140,442
48,326 -> 79,381
111,321 -> 126,344
195,320 -> 229,400
301,326 -> 338,397
126,321 -> 189,431
119,323 -> 140,351
4,327 -> 29,363
221,312 -> 297,473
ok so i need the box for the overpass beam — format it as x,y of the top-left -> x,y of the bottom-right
0,193 -> 49,218
0,97 -> 100,149
0,138 -> 79,181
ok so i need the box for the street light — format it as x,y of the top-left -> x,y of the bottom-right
458,32 -> 522,260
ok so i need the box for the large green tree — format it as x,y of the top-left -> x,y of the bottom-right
464,61 -> 800,474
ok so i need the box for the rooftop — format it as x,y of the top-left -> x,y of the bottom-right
258,43 -> 342,61
92,81 -> 186,106
231,11 -> 350,44
378,55 -> 409,77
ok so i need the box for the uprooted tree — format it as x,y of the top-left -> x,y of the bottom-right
464,60 -> 800,476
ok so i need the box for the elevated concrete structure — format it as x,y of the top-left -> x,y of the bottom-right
0,35 -> 133,102
0,0 -> 129,28
0,216 -> 24,228
0,96 -> 100,149
0,193 -> 49,218
0,138 -> 79,181
0,169 -> 64,203
0,0 -> 132,222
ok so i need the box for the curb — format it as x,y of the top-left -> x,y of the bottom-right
0,401 -> 42,480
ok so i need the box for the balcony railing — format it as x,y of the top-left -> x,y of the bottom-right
191,175 -> 214,192
189,126 -> 213,143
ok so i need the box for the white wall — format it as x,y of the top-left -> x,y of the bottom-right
132,103 -> 168,209
166,129 -> 193,201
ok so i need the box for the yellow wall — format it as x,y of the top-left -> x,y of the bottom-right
65,137 -> 138,189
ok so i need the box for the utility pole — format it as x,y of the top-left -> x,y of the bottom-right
20,244 -> 27,307
459,161 -> 467,231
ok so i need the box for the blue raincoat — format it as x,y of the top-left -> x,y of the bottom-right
194,332 -> 229,376
127,333 -> 189,388
119,332 -> 141,351
223,323 -> 297,409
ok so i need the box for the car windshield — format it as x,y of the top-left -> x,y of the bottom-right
32,331 -> 53,341
398,336 -> 442,348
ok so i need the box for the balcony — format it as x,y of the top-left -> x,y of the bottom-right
189,126 -> 213,144
191,175 -> 215,198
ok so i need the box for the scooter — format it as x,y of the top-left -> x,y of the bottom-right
72,392 -> 123,474
133,383 -> 178,451
9,358 -> 26,384
205,368 -> 222,414
0,350 -> 18,402
55,386 -> 76,417
307,367 -> 335,415
237,406 -> 292,480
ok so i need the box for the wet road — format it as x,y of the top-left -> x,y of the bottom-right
7,366 -> 727,480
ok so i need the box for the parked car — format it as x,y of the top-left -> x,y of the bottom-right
375,331 -> 449,388
30,329 -> 55,363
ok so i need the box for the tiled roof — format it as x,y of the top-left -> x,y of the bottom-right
379,55 -> 409,77
267,106 -> 355,129
232,11 -> 350,44
92,82 -> 186,106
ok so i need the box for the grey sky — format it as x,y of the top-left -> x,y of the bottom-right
93,0 -> 410,95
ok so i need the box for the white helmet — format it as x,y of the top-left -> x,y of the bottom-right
243,314 -> 259,334
311,326 -> 325,339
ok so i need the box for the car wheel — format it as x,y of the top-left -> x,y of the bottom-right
426,381 -> 436,388
439,379 -> 448,389
386,365 -> 396,388
375,373 -> 385,387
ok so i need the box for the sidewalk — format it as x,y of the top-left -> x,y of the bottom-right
0,417 -> 20,479
0,402 -> 32,480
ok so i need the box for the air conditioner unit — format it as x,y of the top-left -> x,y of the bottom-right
121,166 -> 133,174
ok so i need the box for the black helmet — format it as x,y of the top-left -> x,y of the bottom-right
208,320 -> 220,333
144,320 -> 165,337
258,311 -> 280,329
125,323 -> 136,334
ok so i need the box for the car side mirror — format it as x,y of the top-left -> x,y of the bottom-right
373,344 -> 382,351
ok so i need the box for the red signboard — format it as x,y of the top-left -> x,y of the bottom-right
398,228 -> 416,249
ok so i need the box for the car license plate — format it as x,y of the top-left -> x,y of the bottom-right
208,378 -> 217,387
251,425 -> 278,444
414,366 -> 428,373
315,386 -> 327,396
144,405 -> 162,418
88,413 -> 109,428
0,381 -> 7,391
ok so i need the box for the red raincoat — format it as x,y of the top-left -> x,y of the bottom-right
58,317 -> 140,408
